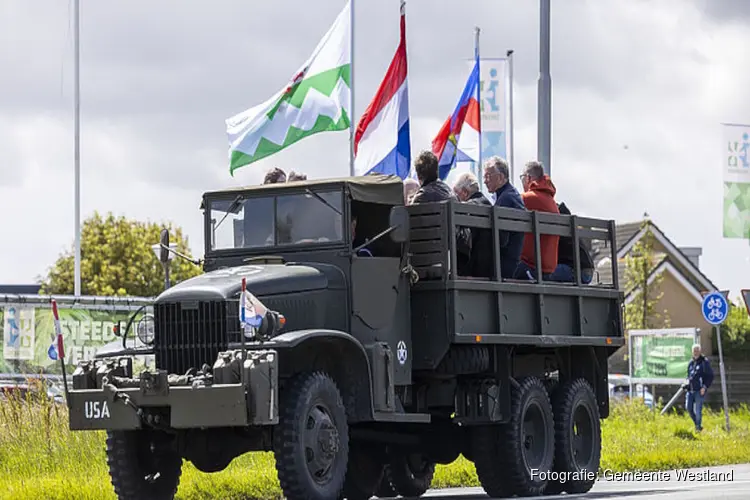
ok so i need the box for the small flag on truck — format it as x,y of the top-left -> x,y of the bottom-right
239,277 -> 266,337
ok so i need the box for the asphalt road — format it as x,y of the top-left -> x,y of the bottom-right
422,464 -> 750,500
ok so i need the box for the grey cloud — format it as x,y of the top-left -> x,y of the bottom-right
693,0 -> 750,23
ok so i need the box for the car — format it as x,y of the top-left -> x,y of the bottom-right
608,374 -> 654,409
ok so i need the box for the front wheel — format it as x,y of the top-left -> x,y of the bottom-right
106,429 -> 182,500
273,371 -> 350,500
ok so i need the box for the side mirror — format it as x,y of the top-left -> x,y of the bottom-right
159,229 -> 170,264
389,206 -> 410,243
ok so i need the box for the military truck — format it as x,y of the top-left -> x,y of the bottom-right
66,174 -> 624,500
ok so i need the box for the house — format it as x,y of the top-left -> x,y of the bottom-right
589,218 -> 718,372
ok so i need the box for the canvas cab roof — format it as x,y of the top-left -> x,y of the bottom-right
201,173 -> 405,208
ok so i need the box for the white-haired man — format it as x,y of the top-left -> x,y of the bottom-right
481,156 -> 526,279
685,343 -> 713,432
452,172 -> 493,277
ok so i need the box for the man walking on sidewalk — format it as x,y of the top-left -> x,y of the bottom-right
685,344 -> 714,432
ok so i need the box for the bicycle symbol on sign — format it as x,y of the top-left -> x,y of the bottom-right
708,308 -> 724,322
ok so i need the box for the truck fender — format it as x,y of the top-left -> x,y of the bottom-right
269,329 -> 375,423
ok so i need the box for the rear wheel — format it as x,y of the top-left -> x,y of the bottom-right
375,469 -> 397,497
106,429 -> 182,500
341,443 -> 386,500
547,378 -> 601,494
273,371 -> 349,500
474,376 -> 555,497
384,452 -> 435,498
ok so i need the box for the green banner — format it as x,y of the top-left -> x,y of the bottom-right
632,332 -> 695,380
1,301 -> 151,375
722,124 -> 750,239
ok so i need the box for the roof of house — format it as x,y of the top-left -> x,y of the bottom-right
591,218 -> 717,298
0,284 -> 41,295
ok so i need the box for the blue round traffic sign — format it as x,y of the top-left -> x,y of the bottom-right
702,291 -> 728,325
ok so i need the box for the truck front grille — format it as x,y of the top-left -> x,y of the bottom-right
154,300 -> 233,375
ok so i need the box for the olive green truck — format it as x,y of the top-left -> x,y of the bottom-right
66,175 -> 624,500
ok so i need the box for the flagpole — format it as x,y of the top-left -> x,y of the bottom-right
348,0 -> 355,177
73,0 -> 81,297
538,0 -> 552,176
507,49 -> 515,183
474,26 -> 482,186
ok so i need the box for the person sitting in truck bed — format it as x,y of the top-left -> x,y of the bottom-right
410,150 -> 456,204
403,178 -> 419,205
549,201 -> 595,284
482,156 -> 526,279
287,171 -> 307,182
263,167 -> 287,184
453,172 -> 493,278
514,160 -> 560,281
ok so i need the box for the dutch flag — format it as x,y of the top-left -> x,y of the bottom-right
353,1 -> 410,179
47,299 -> 65,362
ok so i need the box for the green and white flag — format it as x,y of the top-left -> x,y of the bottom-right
226,1 -> 351,176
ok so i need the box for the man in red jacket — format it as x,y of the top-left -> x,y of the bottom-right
514,160 -> 560,281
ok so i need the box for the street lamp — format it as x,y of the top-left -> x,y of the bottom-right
151,229 -> 177,291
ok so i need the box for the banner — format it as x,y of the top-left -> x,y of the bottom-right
446,57 -> 509,191
3,306 -> 35,361
722,123 -> 750,239
629,328 -> 699,384
0,296 -> 152,375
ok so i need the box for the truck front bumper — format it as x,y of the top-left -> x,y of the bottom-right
66,349 -> 278,431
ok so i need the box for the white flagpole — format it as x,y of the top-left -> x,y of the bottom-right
73,0 -> 81,297
507,49 -> 515,182
348,0 -> 355,177
474,26 -> 482,186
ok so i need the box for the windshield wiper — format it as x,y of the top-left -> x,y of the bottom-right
305,188 -> 342,216
213,195 -> 245,232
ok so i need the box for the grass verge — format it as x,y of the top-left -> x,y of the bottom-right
1,388 -> 749,500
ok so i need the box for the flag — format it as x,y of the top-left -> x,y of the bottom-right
239,278 -> 266,337
47,300 -> 65,361
353,1 -> 410,178
431,55 -> 481,181
226,1 -> 351,176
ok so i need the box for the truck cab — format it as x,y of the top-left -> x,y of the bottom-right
67,173 -> 625,500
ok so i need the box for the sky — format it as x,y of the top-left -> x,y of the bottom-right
0,0 -> 748,302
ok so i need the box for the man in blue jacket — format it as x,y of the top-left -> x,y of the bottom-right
482,156 -> 526,279
685,343 -> 714,432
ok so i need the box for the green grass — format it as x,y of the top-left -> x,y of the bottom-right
1,387 -> 749,500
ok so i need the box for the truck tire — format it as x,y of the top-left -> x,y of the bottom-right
384,453 -> 435,498
548,378 -> 601,494
435,346 -> 489,375
341,443 -> 386,500
474,376 -> 555,498
273,371 -> 350,500
470,425 -> 512,498
105,430 -> 182,500
375,470 -> 397,497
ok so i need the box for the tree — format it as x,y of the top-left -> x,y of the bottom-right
622,220 -> 671,331
39,212 -> 203,297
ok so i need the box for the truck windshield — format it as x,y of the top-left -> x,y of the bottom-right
208,190 -> 344,251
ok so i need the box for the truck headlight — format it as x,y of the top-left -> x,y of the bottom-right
136,314 -> 155,345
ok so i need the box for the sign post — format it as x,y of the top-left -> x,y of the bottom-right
701,290 -> 731,432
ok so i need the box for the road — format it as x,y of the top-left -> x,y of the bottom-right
422,464 -> 750,500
